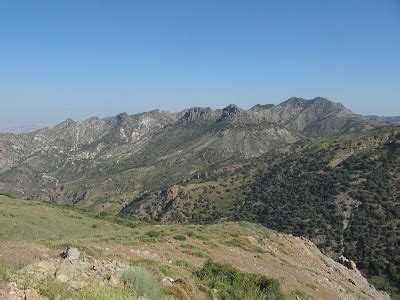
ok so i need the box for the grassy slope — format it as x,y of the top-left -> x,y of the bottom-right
0,195 -> 380,299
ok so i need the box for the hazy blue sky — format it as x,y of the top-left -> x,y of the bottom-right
0,0 -> 399,127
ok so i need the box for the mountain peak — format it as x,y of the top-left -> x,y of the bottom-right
223,104 -> 242,113
249,104 -> 275,111
116,112 -> 129,120
55,118 -> 76,128
181,107 -> 215,121
312,96 -> 330,102
116,112 -> 131,125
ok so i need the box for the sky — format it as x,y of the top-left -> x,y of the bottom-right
0,0 -> 399,128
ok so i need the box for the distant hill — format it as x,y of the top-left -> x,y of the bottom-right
365,115 -> 400,124
0,122 -> 54,133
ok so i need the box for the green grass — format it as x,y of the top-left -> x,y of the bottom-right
181,249 -> 209,259
174,259 -> 197,271
38,279 -> 137,300
0,196 -> 276,252
145,230 -> 162,238
0,257 -> 9,281
224,238 -> 266,254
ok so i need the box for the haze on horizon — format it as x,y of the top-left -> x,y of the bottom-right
0,0 -> 399,129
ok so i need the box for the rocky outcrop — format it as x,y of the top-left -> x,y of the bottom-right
60,246 -> 80,261
337,255 -> 358,271
162,186 -> 180,201
10,247 -> 126,292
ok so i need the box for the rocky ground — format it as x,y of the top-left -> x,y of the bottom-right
0,237 -> 390,300
1,247 -> 125,300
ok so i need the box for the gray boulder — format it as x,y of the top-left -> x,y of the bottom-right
60,247 -> 80,261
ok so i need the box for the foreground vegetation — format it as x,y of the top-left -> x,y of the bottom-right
1,194 -> 386,299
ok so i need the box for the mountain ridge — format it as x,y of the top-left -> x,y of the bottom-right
0,97 -> 381,202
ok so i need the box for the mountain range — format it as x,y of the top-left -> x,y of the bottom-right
1,96 -> 399,296
0,97 -> 377,202
365,115 -> 400,124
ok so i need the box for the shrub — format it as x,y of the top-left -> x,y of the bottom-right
195,259 -> 285,299
145,230 -> 162,238
173,234 -> 187,241
120,267 -> 162,299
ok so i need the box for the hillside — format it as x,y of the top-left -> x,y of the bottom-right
120,126 -> 400,296
0,195 -> 388,299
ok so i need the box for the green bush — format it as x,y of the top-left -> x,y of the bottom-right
145,230 -> 162,238
173,234 -> 187,241
120,267 -> 162,299
195,259 -> 285,299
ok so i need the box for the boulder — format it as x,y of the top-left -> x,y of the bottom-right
60,247 -> 80,261
337,255 -> 357,271
161,277 -> 175,288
